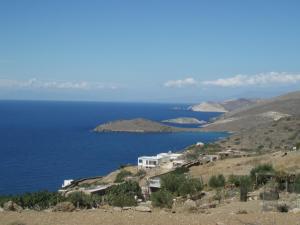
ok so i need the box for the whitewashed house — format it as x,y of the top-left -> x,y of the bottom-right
196,142 -> 204,147
138,151 -> 182,169
62,179 -> 74,188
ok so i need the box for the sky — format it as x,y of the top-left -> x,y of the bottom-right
0,0 -> 300,103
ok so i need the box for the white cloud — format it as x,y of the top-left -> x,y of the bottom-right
202,72 -> 300,87
164,77 -> 198,88
0,78 -> 119,90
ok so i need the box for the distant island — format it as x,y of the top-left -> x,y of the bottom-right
162,117 -> 207,125
94,118 -> 202,133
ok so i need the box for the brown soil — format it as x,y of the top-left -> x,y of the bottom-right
1,205 -> 299,225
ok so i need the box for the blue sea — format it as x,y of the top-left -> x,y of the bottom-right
0,100 -> 227,195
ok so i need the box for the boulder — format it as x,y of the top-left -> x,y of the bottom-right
113,207 -> 122,212
199,203 -> 217,209
53,202 -> 75,212
3,201 -> 23,212
291,208 -> 300,214
134,206 -> 152,212
183,199 -> 197,212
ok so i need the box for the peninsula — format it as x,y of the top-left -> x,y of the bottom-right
162,117 -> 207,125
94,118 -> 201,133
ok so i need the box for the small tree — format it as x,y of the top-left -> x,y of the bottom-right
178,177 -> 203,196
160,173 -> 186,195
250,164 -> 275,186
239,176 -> 252,202
151,190 -> 173,208
67,192 -> 94,209
209,174 -> 225,189
107,181 -> 141,207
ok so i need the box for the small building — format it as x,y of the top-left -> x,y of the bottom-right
138,151 -> 182,169
196,142 -> 205,147
62,179 -> 74,188
203,155 -> 219,162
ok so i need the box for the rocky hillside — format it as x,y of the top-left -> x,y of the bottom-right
189,98 -> 259,113
202,91 -> 300,152
202,91 -> 300,132
188,102 -> 228,112
162,117 -> 207,125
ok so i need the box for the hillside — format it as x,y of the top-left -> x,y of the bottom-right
202,91 -> 300,132
94,118 -> 201,133
162,117 -> 206,125
189,98 -> 259,113
188,102 -> 228,112
201,91 -> 300,152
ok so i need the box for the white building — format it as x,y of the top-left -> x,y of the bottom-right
196,142 -> 204,147
138,151 -> 182,169
62,179 -> 74,188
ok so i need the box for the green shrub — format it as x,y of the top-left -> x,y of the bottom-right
67,192 -> 97,209
250,164 -> 275,185
108,193 -> 137,207
208,174 -> 225,188
151,190 -> 173,208
114,170 -> 133,183
228,175 -> 241,187
161,173 -> 186,194
294,174 -> 300,193
178,177 -> 202,196
277,203 -> 289,213
239,176 -> 252,202
0,191 -> 65,210
107,181 -> 141,207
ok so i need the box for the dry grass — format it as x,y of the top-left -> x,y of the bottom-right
1,208 -> 300,225
189,151 -> 300,182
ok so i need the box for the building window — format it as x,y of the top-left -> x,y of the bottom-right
149,160 -> 157,165
138,159 -> 143,164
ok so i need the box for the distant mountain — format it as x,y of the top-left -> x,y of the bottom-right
188,98 -> 259,113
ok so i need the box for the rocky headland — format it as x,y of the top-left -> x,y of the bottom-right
94,118 -> 202,133
162,117 -> 207,125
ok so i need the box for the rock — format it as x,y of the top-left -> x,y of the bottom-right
122,207 -> 132,210
113,207 -> 122,212
291,208 -> 300,214
3,201 -> 23,212
138,201 -> 152,207
134,206 -> 152,212
0,207 -> 4,212
53,202 -> 75,212
236,209 -> 247,214
199,203 -> 217,209
183,199 -> 197,212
